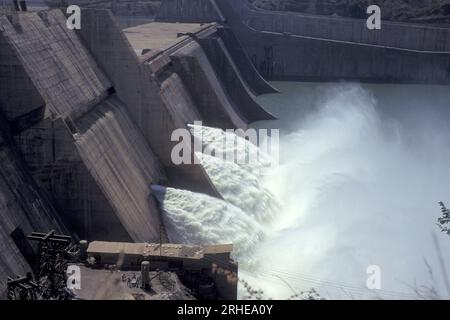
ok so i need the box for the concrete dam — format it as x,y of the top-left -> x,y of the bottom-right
0,4 -> 276,297
1,0 -> 450,299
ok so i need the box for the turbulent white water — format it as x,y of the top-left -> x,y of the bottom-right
189,124 -> 274,177
195,152 -> 279,223
248,82 -> 450,299
157,187 -> 266,263
159,82 -> 450,300
157,129 -> 278,266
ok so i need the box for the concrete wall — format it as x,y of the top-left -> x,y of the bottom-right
74,96 -> 164,242
0,117 -> 65,234
0,10 -> 111,119
16,114 -> 134,243
0,13 -> 71,297
45,0 -> 162,16
0,7 -> 271,296
156,0 -> 224,23
0,10 -> 139,243
243,29 -> 450,83
0,34 -> 45,125
157,0 -> 450,52
169,40 -> 247,130
156,0 -> 450,84
77,9 -> 223,198
0,9 -> 168,244
155,1 -> 277,94
215,27 -> 278,95
160,73 -> 202,126
218,0 -> 450,83
245,6 -> 450,52
0,112 -> 65,298
198,35 -> 275,122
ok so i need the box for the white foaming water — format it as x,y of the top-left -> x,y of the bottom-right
195,152 -> 279,223
247,83 -> 450,299
158,187 -> 266,264
159,82 -> 450,299
189,124 -> 273,177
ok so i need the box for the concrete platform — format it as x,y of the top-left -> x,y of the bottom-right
124,22 -> 205,55
72,265 -> 195,300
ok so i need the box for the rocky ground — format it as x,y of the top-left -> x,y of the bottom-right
247,0 -> 450,25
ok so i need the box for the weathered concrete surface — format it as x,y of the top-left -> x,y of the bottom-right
77,9 -> 268,197
123,21 -> 203,55
0,10 -> 111,119
0,34 -> 45,126
156,0 -> 224,23
244,30 -> 450,83
0,13 -> 70,298
44,0 -> 162,16
157,0 -> 450,50
137,23 -> 276,191
198,35 -> 276,121
0,9 -> 167,245
123,21 -> 275,127
219,0 -> 450,83
121,19 -> 250,129
0,111 -> 66,299
244,5 -> 450,51
125,21 -> 276,119
15,116 -> 133,243
0,7 -> 277,298
78,9 -> 222,197
169,40 -> 248,130
154,0 -> 279,93
0,11 -> 126,243
156,0 -> 450,84
74,96 -> 164,242
215,27 -> 278,95
160,73 -> 202,125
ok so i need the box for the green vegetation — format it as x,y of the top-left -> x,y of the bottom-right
438,202 -> 450,236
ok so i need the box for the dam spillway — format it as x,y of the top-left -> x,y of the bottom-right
1,0 -> 450,300
0,6 -> 275,297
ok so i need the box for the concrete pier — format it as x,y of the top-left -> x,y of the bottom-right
78,10 -> 222,197
0,10 -> 166,246
77,9 -> 274,195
